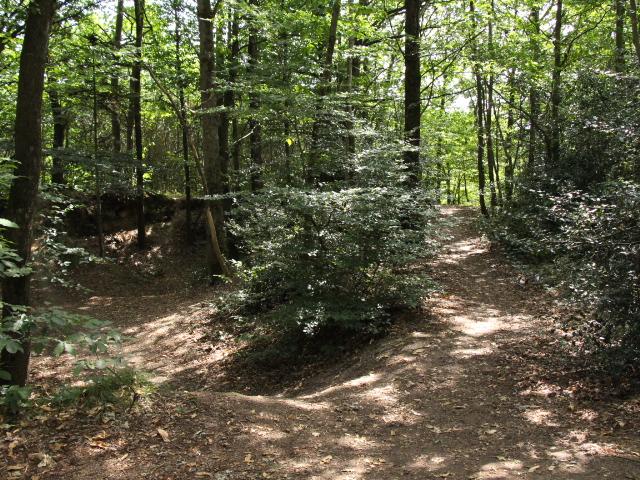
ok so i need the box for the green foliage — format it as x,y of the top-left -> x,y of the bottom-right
51,366 -> 153,408
490,181 -> 640,363
223,150 -> 438,337
35,186 -> 101,289
0,385 -> 31,414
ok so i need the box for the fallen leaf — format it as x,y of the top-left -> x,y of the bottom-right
8,440 -> 19,457
195,473 -> 212,478
157,428 -> 170,443
37,454 -> 55,468
244,453 -> 253,463
528,465 -> 540,472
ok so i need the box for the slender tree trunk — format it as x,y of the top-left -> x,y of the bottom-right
615,0 -> 626,72
528,6 -> 541,169
217,24 -> 230,194
307,0 -> 341,185
345,0 -> 356,156
228,12 -> 241,186
470,0 -> 488,217
1,0 -> 56,387
629,0 -> 640,63
90,36 -> 105,257
174,2 -> 191,244
111,0 -> 124,153
464,172 -> 469,202
403,0 -> 421,186
232,118 -> 241,182
248,0 -> 263,191
49,80 -> 66,185
277,6 -> 293,183
197,0 -> 228,276
485,3 -> 497,209
548,0 -> 563,171
133,0 -> 145,248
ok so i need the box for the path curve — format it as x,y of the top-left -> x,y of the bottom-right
16,207 -> 640,479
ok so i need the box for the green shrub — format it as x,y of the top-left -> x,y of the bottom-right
221,149 -> 438,337
490,181 -> 640,363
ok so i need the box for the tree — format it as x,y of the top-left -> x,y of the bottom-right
403,0 -> 421,186
248,0 -> 264,191
197,0 -> 228,277
1,0 -> 56,387
133,0 -> 146,248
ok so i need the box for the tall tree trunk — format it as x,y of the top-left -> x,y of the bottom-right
229,12 -> 241,186
133,0 -> 146,248
548,0 -> 563,171
174,1 -> 191,244
111,0 -> 124,153
464,172 -> 469,202
470,0 -> 488,217
403,0 -> 421,186
503,68 -> 516,202
485,1 -> 497,209
197,0 -> 228,276
217,23 -> 230,194
49,80 -> 66,185
615,0 -> 626,72
1,0 -> 56,387
629,0 -> 640,63
528,6 -> 541,168
307,0 -> 341,185
248,0 -> 263,191
90,35 -> 105,257
345,0 -> 356,156
277,7 -> 293,183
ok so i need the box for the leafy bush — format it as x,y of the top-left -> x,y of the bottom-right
1,308 -> 125,413
490,180 -> 640,363
35,185 -> 101,289
51,366 -> 153,408
222,148 -> 438,338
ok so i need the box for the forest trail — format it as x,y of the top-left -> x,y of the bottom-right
14,207 -> 640,479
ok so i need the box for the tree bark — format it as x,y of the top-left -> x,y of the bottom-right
615,0 -> 626,72
174,1 -> 191,244
1,0 -> 56,387
307,0 -> 341,185
528,6 -> 541,169
548,0 -> 563,171
229,13 -> 241,185
111,0 -> 124,153
403,0 -> 421,186
49,80 -> 66,185
345,0 -> 356,156
217,23 -> 230,194
89,35 -> 105,257
197,0 -> 227,276
485,0 -> 497,209
133,0 -> 146,248
629,0 -> 640,63
470,0 -> 488,217
248,0 -> 263,191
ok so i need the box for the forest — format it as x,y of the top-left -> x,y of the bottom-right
0,0 -> 639,478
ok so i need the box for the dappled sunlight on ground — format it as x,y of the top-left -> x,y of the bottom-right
14,206 -> 639,480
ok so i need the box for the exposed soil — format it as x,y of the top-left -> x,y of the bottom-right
2,206 -> 640,480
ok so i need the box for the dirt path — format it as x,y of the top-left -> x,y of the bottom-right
6,207 -> 640,479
